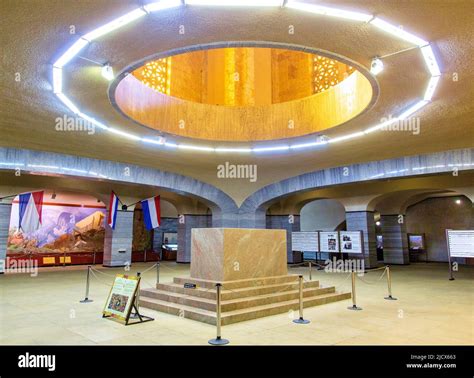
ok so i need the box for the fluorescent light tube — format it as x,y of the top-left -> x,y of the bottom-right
290,141 -> 328,150
82,8 -> 147,42
53,66 -> 62,94
424,75 -> 440,101
253,145 -> 290,152
185,0 -> 282,6
398,101 -> 428,120
144,0 -> 182,12
77,112 -> 109,130
56,93 -> 80,114
215,147 -> 252,153
286,1 -> 372,22
53,38 -> 89,68
328,131 -> 364,143
421,45 -> 441,76
370,18 -> 428,46
178,144 -> 215,152
108,127 -> 141,140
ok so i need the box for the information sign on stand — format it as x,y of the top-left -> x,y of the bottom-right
446,230 -> 474,280
291,232 -> 319,252
339,231 -> 363,254
320,232 -> 340,253
103,274 -> 154,325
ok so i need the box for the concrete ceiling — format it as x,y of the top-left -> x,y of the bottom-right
1,0 -> 473,204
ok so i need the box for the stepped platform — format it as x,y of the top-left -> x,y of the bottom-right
140,274 -> 351,325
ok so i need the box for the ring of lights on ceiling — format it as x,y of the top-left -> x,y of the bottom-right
52,0 -> 441,154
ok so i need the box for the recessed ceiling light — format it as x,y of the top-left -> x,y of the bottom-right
455,199 -> 461,205
101,64 -> 114,81
370,57 -> 384,75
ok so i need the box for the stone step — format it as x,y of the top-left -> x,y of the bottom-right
140,286 -> 334,312
139,291 -> 351,325
172,274 -> 300,290
154,280 -> 320,300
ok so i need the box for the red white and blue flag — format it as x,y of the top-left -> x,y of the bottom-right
107,191 -> 120,230
18,191 -> 44,234
141,196 -> 161,230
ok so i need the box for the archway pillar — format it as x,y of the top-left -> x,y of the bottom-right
103,209 -> 134,267
380,214 -> 409,265
345,211 -> 378,269
266,214 -> 301,263
177,214 -> 212,263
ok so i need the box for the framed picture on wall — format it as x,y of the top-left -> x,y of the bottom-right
408,234 -> 425,251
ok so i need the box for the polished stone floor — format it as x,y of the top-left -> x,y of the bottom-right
0,261 -> 472,345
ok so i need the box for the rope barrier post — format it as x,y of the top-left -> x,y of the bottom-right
79,266 -> 93,303
144,250 -> 147,263
293,275 -> 310,324
93,252 -> 96,265
309,262 -> 312,281
208,283 -> 229,345
347,271 -> 362,311
156,262 -> 160,285
384,266 -> 397,300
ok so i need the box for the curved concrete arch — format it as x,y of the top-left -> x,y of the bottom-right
0,148 -> 238,226
239,148 -> 474,227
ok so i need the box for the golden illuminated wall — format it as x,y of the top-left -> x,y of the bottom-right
132,47 -> 356,106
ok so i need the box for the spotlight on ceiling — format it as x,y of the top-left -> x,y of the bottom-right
370,57 -> 384,75
455,199 -> 461,205
376,221 -> 381,226
101,64 -> 114,81
51,192 -> 57,199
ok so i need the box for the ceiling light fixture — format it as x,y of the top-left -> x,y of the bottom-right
144,0 -> 182,13
52,66 -> 62,94
82,8 -> 147,42
455,199 -> 461,205
51,3 -> 442,154
286,1 -> 372,22
424,75 -> 441,101
53,38 -> 89,68
56,93 -> 80,114
101,64 -> 114,81
369,18 -> 428,46
420,45 -> 441,76
370,57 -> 384,75
185,0 -> 282,6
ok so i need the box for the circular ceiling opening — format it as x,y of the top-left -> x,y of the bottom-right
112,44 -> 377,143
131,47 -> 356,106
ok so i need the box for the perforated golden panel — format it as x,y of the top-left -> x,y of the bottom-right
313,56 -> 355,94
131,48 -> 357,106
134,58 -> 171,95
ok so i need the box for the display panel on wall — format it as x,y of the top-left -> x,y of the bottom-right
408,234 -> 425,250
291,232 -> 319,252
7,200 -> 106,255
319,231 -> 340,253
339,231 -> 363,254
446,230 -> 474,258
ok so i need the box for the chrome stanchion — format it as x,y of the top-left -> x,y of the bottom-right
309,262 -> 312,281
209,283 -> 229,345
144,250 -> 147,263
384,266 -> 397,300
156,262 -> 160,285
93,252 -> 96,265
79,266 -> 93,303
293,275 -> 310,324
347,271 -> 362,310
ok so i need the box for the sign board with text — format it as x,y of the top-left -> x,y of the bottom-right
103,274 -> 140,322
339,231 -> 363,254
319,232 -> 340,253
446,230 -> 474,258
291,232 -> 319,252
